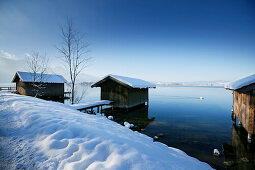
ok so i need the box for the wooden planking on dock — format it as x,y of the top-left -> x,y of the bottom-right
0,87 -> 16,91
69,100 -> 113,113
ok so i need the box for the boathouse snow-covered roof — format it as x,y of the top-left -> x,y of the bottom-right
91,74 -> 156,88
12,71 -> 67,83
225,73 -> 255,90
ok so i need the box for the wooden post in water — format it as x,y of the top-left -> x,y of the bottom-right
248,133 -> 252,142
231,111 -> 236,125
147,93 -> 149,108
238,121 -> 242,127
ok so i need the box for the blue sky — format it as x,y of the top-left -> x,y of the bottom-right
0,0 -> 255,83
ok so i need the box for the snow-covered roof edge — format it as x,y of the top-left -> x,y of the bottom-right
91,74 -> 156,88
12,71 -> 67,84
224,72 -> 255,90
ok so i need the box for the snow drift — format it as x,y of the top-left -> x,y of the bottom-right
0,92 -> 211,170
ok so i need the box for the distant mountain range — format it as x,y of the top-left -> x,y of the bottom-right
61,73 -> 229,87
151,81 -> 228,87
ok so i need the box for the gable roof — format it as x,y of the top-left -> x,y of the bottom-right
91,74 -> 156,88
12,71 -> 67,84
225,73 -> 255,90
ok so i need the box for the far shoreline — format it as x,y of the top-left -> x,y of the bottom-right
155,85 -> 224,88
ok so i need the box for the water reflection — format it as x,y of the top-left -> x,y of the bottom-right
223,125 -> 255,169
103,105 -> 155,131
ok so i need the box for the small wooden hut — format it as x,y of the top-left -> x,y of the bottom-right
12,71 -> 67,98
91,74 -> 156,109
225,73 -> 255,140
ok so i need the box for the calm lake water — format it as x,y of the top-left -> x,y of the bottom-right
71,86 -> 255,169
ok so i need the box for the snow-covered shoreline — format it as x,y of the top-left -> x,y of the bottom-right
0,92 -> 212,169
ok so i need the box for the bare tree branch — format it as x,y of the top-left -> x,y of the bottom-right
73,83 -> 89,104
26,52 -> 49,97
57,17 -> 91,104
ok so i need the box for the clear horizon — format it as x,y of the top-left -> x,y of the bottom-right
0,0 -> 255,83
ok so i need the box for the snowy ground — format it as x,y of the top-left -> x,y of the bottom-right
0,92 -> 212,170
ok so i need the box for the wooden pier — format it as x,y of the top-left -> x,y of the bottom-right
64,91 -> 71,99
0,87 -> 16,92
69,100 -> 113,113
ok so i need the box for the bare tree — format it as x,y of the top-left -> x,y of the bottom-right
26,52 -> 49,97
73,82 -> 89,104
57,18 -> 90,104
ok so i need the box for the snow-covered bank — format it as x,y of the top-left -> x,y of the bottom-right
0,92 -> 212,170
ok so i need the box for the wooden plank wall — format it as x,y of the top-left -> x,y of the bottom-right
101,80 -> 128,108
128,88 -> 148,108
17,82 -> 64,98
17,81 -> 26,95
233,91 -> 255,134
101,79 -> 148,109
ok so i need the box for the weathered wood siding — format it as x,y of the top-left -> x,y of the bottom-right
128,88 -> 148,108
233,91 -> 255,134
16,82 -> 64,98
100,79 -> 148,109
16,81 -> 26,95
25,83 -> 64,97
101,79 -> 129,108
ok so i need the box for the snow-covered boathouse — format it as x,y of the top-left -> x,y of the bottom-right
91,74 -> 156,109
12,71 -> 67,98
225,73 -> 255,140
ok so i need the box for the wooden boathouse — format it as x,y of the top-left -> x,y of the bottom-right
225,73 -> 255,141
91,74 -> 156,109
12,71 -> 67,98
